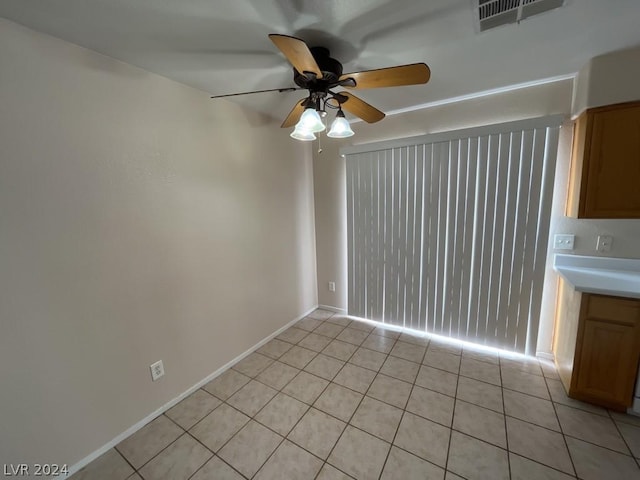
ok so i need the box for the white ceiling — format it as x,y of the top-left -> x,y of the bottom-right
1,0 -> 640,124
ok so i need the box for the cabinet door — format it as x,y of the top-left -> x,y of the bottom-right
580,103 -> 640,218
570,294 -> 640,410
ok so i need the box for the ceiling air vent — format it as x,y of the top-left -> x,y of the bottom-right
476,0 -> 565,32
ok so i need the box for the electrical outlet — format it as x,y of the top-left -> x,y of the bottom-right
328,281 -> 336,292
597,235 -> 613,252
150,360 -> 164,381
553,234 -> 575,250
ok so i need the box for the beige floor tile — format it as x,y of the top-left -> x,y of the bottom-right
566,436 -> 640,480
503,388 -> 560,431
445,472 -> 466,480
308,309 -> 335,321
333,363 -> 376,393
279,345 -> 318,369
423,351 -> 461,374
255,360 -> 299,390
381,446 -> 445,480
304,354 -> 345,381
506,416 -> 574,474
427,340 -> 461,354
447,431 -> 509,480
349,347 -> 387,371
226,379 -> 278,417
218,420 -> 282,478
361,334 -> 396,353
328,425 -> 391,479
555,403 -> 629,453
231,352 -> 274,378
296,317 -> 323,332
72,448 -> 134,480
316,463 -> 353,479
257,338 -> 293,359
415,365 -> 458,397
117,415 -> 183,469
390,341 -> 426,363
277,326 -> 309,344
326,315 -> 353,327
288,408 -> 346,459
456,376 -> 503,413
460,357 -> 501,386
203,369 -> 250,400
315,322 -> 347,338
314,383 -> 363,422
350,396 -> 403,442
348,320 -> 376,333
190,456 -> 244,480
610,410 -> 640,428
165,389 -> 221,430
380,356 -> 419,383
254,440 -> 323,480
501,368 -> 549,399
406,385 -> 455,426
509,453 -> 576,480
394,412 -> 450,467
336,327 -> 369,345
127,474 -> 142,480
255,392 -> 309,436
189,404 -> 249,453
298,332 -> 334,352
139,434 -> 211,480
462,348 -> 499,365
322,339 -> 358,361
374,326 -> 401,339
282,371 -> 329,404
500,356 -> 543,376
545,377 -> 607,416
367,373 -> 413,408
618,421 -> 640,458
399,333 -> 431,347
453,400 -> 506,448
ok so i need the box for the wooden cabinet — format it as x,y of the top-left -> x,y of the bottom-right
570,294 -> 640,410
567,101 -> 640,218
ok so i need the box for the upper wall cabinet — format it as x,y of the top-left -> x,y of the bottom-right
567,101 -> 640,218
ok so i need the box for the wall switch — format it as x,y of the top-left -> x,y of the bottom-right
328,281 -> 336,292
150,360 -> 164,381
597,235 -> 613,252
553,234 -> 575,250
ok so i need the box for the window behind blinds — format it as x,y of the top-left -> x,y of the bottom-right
345,117 -> 561,354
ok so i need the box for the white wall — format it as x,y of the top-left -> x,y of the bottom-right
0,19 -> 317,468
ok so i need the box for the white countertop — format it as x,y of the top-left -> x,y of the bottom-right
553,254 -> 640,299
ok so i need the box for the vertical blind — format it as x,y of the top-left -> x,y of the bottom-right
345,117 -> 561,354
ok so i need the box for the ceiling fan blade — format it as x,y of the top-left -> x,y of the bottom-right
281,99 -> 307,128
269,34 -> 322,78
210,87 -> 299,99
339,92 -> 385,124
339,63 -> 430,89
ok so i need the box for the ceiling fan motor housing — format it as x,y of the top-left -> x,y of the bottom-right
294,47 -> 343,91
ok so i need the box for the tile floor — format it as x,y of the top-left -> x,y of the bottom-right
72,309 -> 640,480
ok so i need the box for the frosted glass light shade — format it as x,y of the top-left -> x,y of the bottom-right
327,113 -> 354,138
296,107 -> 325,132
290,126 -> 316,141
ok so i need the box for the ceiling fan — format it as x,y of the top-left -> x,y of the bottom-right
211,34 -> 431,140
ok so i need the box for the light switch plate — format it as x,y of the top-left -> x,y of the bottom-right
554,234 -> 575,250
597,235 -> 613,252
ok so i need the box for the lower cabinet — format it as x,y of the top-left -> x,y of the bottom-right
569,294 -> 640,411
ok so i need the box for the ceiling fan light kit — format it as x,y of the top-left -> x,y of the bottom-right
327,109 -> 354,138
210,34 -> 431,142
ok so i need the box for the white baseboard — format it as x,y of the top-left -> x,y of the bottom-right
66,305 -> 317,477
317,304 -> 347,314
